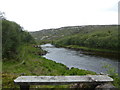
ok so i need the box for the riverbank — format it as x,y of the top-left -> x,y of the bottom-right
54,44 -> 119,60
2,45 -> 96,88
49,44 -> 120,88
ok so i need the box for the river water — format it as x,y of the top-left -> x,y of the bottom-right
41,44 -> 118,74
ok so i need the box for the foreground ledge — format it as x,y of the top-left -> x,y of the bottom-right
14,75 -> 113,89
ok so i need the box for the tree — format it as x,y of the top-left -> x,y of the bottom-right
2,19 -> 36,60
0,11 -> 6,20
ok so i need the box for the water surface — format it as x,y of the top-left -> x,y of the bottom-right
41,44 -> 118,74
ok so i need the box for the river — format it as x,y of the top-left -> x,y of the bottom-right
41,44 -> 118,74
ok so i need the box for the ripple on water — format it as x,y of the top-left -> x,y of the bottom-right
41,44 -> 118,74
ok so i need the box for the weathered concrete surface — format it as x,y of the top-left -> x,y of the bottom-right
14,75 -> 113,85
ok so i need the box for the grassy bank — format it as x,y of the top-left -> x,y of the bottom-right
65,45 -> 118,53
2,45 -> 96,88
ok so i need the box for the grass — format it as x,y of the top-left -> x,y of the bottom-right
102,64 -> 120,88
2,45 -> 96,88
65,45 -> 118,53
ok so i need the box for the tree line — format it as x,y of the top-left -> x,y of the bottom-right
2,19 -> 35,61
54,25 -> 118,50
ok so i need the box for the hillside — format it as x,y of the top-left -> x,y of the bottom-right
54,25 -> 118,50
30,25 -> 119,59
30,26 -> 83,43
30,25 -> 118,43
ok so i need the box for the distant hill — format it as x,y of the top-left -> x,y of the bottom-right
30,26 -> 83,42
30,25 -> 117,43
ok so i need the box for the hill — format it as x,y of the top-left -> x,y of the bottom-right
30,26 -> 86,43
30,25 -> 118,44
30,25 -> 119,59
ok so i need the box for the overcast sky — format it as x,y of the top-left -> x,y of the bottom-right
0,0 -> 119,31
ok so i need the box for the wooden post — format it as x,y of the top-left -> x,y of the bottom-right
20,85 -> 30,90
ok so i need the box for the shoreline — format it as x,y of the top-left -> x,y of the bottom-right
54,44 -> 119,60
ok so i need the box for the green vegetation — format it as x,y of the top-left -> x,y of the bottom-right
2,45 -> 96,88
31,25 -> 119,56
66,45 -> 117,53
2,19 -> 35,60
54,25 -> 118,50
52,25 -> 119,59
2,19 -> 96,88
30,25 -> 120,88
2,14 -> 119,88
102,64 -> 120,88
30,26 -> 84,43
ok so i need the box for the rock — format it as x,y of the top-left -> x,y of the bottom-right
100,72 -> 105,75
95,83 -> 115,90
